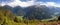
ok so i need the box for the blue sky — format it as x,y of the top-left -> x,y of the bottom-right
1,0 -> 60,3
36,0 -> 60,2
0,0 -> 60,7
0,0 -> 14,2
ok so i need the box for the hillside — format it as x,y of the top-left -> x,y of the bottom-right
3,5 -> 60,20
0,5 -> 60,25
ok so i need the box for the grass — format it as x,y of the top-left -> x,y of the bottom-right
0,16 -> 60,25
14,16 -> 60,25
23,20 -> 60,25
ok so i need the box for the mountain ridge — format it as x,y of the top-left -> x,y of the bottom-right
2,5 -> 60,20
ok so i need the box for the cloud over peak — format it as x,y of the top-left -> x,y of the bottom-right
1,0 -> 60,7
1,0 -> 35,7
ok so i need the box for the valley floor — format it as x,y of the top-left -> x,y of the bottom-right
5,21 -> 60,25
22,21 -> 60,25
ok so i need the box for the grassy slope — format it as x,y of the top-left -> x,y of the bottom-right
0,16 -> 60,25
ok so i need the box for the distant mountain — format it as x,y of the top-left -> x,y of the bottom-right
3,5 -> 25,16
23,5 -> 60,20
3,5 -> 12,10
23,5 -> 50,20
3,5 -> 60,20
12,6 -> 25,16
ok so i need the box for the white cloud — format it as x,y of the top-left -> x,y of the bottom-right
1,0 -> 35,7
46,2 -> 56,6
40,2 -> 60,7
1,0 -> 60,7
0,2 -> 6,6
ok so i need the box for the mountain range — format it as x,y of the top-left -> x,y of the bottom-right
2,5 -> 60,20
